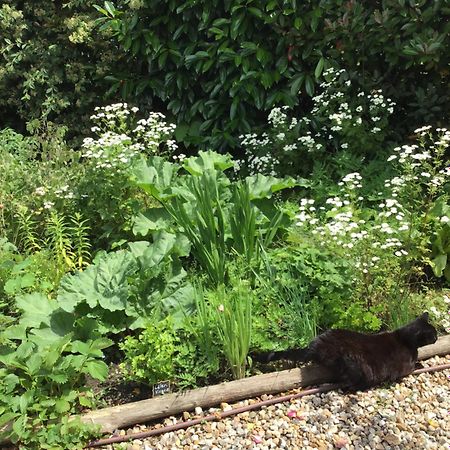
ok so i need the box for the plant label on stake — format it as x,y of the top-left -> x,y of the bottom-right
153,380 -> 171,396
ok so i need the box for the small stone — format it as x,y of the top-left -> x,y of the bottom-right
384,432 -> 401,446
194,406 -> 203,415
220,402 -> 233,412
333,435 -> 349,448
182,411 -> 190,421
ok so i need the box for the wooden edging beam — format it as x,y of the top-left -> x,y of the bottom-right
79,334 -> 450,433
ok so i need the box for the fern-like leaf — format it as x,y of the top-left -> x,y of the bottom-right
69,212 -> 91,270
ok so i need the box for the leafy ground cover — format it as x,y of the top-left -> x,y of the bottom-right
0,75 -> 449,449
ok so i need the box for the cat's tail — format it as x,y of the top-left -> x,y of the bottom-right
250,347 -> 310,364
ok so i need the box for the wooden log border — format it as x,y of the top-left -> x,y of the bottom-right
80,335 -> 450,433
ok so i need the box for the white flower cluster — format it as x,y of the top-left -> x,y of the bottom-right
313,69 -> 395,138
295,199 -> 318,225
295,169 -> 412,263
82,104 -> 178,172
340,172 -> 362,190
34,187 -> 46,196
430,294 -> 450,333
247,154 -> 279,176
133,112 -> 177,154
377,198 -> 408,232
82,131 -> 140,171
240,68 -> 396,176
239,133 -> 270,149
385,128 -> 450,198
33,184 -> 75,210
268,106 -> 290,128
54,184 -> 75,200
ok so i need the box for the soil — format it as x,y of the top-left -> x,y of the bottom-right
85,358 -> 296,410
86,363 -> 153,408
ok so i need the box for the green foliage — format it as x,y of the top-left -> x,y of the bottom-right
10,208 -> 92,288
95,0 -> 449,149
1,105 -> 177,250
133,150 -> 296,286
120,316 -> 219,389
207,282 -> 253,380
0,1 -> 129,141
2,252 -> 57,299
250,274 -> 319,352
0,293 -> 111,448
58,231 -> 194,332
119,317 -> 176,384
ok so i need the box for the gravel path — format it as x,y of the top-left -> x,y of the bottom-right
102,355 -> 449,450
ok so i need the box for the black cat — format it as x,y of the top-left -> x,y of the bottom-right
252,313 -> 437,390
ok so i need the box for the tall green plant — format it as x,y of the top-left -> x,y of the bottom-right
209,283 -> 252,380
168,170 -> 228,286
132,151 -> 296,287
230,181 -> 257,268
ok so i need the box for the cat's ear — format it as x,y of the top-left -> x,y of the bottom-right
420,312 -> 429,322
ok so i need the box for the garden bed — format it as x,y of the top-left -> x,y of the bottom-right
90,355 -> 450,450
80,336 -> 450,434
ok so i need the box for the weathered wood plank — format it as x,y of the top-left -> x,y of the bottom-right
418,334 -> 450,360
80,365 -> 332,432
80,335 -> 450,433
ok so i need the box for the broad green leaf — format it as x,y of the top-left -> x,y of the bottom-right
430,253 -> 447,277
48,373 -> 69,384
161,284 -> 196,326
183,151 -> 234,176
246,174 -> 297,199
29,328 -> 71,349
132,208 -> 172,236
132,156 -> 179,200
2,323 -> 27,341
78,395 -> 93,407
85,360 -> 109,381
70,340 -> 91,355
49,309 -> 75,336
26,353 -> 43,375
91,337 -> 113,351
290,74 -> 304,95
4,277 -> 21,295
16,293 -> 59,328
55,399 -> 71,413
15,341 -> 35,361
305,75 -> 315,96
314,57 -> 325,79
58,250 -> 137,313
129,231 -> 176,269
173,233 -> 191,257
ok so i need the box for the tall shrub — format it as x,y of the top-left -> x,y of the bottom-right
96,0 -> 449,150
0,1 -> 128,141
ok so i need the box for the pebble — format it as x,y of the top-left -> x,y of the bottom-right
103,356 -> 450,449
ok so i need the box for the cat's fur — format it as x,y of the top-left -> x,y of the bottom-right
252,313 -> 437,390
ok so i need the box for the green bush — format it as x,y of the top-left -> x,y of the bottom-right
0,0 -> 129,141
96,0 -> 449,150
0,293 -> 111,448
239,68 -> 395,178
120,316 -> 219,389
132,150 -> 296,286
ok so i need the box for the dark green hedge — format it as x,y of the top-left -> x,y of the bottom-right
0,0 -> 129,142
97,0 -> 449,150
0,1 -> 448,150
